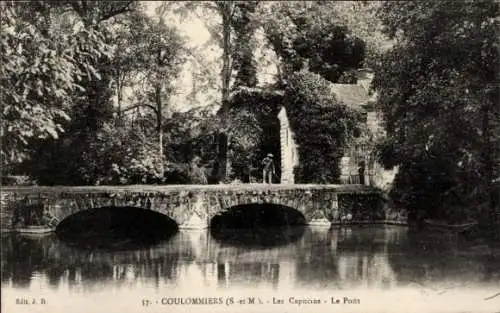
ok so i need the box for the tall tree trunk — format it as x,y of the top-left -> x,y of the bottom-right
155,84 -> 164,178
482,104 -> 498,240
217,2 -> 232,183
116,67 -> 123,120
155,43 -> 165,180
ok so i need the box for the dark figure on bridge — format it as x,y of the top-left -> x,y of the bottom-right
190,156 -> 208,184
358,160 -> 366,185
262,153 -> 275,184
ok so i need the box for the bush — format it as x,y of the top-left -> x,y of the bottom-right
163,163 -> 191,184
1,175 -> 36,186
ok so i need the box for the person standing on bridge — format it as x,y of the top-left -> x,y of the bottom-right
261,153 -> 275,184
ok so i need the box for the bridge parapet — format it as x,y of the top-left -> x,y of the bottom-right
1,184 -> 396,232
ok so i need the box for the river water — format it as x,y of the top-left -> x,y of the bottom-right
2,225 -> 500,313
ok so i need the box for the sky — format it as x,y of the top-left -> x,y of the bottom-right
143,1 -> 209,46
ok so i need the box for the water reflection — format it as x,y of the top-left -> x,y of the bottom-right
210,227 -> 306,248
389,229 -> 500,288
2,226 -> 500,294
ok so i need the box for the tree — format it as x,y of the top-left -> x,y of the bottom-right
0,1 -> 110,172
260,1 -> 365,83
163,1 -> 261,182
231,1 -> 259,89
329,1 -> 391,68
163,103 -> 219,183
86,6 -> 187,184
373,1 -> 499,237
63,1 -> 136,28
12,1 -> 176,185
17,1 -> 188,185
107,9 -> 149,118
125,14 -> 186,177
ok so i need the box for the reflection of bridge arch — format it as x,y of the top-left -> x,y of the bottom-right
2,227 -> 407,270
1,226 -> 410,292
2,185 -> 383,230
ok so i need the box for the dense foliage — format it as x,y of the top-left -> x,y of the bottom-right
3,1 -> 187,185
373,1 -> 499,233
331,1 -> 391,68
73,122 -> 164,185
261,1 -> 365,83
231,1 -> 259,89
283,70 -> 363,183
0,1 -> 111,170
163,105 -> 219,184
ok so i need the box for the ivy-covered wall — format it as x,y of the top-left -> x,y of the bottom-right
282,71 -> 364,183
210,71 -> 366,185
227,87 -> 284,183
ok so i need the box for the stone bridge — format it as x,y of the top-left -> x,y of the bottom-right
0,184 -> 401,231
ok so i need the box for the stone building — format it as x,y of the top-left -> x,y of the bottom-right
277,105 -> 300,184
277,69 -> 397,188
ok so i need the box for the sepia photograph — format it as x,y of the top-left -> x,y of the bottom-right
1,1 -> 499,313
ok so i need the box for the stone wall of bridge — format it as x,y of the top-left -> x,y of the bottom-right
0,185 -> 406,232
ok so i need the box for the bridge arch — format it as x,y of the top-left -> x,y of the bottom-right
210,203 -> 307,229
54,206 -> 179,248
33,192 -> 210,230
209,203 -> 308,247
207,190 -> 335,228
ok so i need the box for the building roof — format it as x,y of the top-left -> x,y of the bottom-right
329,83 -> 373,110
